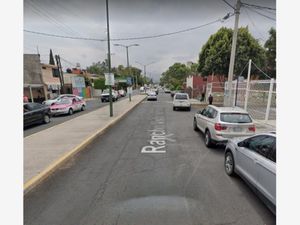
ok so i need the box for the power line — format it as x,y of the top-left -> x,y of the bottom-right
244,6 -> 276,21
243,8 -> 266,42
251,61 -> 272,79
23,13 -> 234,42
222,0 -> 235,10
241,2 -> 276,11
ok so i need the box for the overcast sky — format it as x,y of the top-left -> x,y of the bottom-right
24,0 -> 276,81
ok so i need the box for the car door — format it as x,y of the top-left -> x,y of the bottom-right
253,136 -> 276,205
24,104 -> 34,126
196,107 -> 209,132
235,135 -> 266,187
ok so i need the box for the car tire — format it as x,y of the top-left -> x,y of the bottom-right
101,99 -> 104,102
173,106 -> 176,111
81,105 -> 86,111
205,130 -> 213,148
68,108 -> 73,115
225,151 -> 235,176
193,118 -> 199,131
43,114 -> 50,124
187,106 -> 191,111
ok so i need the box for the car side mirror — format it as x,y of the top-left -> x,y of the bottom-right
238,140 -> 248,148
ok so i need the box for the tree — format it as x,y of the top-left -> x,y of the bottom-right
198,27 -> 266,78
160,63 -> 191,89
264,28 -> 276,78
49,49 -> 55,65
93,78 -> 106,90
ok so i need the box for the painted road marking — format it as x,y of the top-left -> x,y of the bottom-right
141,116 -> 175,153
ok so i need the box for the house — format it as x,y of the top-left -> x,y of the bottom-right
24,54 -> 47,103
41,63 -> 62,100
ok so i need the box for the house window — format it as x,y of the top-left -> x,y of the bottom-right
52,68 -> 60,77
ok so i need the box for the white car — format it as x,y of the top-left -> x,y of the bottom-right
147,91 -> 158,101
43,94 -> 83,106
193,105 -> 255,147
173,93 -> 191,111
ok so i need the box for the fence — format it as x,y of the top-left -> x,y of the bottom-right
205,78 -> 276,122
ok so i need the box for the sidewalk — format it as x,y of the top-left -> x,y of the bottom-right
24,95 -> 146,193
254,120 -> 276,133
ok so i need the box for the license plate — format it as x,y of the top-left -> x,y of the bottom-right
233,127 -> 243,132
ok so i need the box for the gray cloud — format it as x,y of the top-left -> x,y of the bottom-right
24,0 -> 276,81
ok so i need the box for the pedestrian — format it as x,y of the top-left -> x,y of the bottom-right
208,94 -> 213,105
23,95 -> 29,103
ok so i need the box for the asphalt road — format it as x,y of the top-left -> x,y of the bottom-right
24,93 -> 275,225
24,92 -> 138,137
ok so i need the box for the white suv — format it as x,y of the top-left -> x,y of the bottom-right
193,105 -> 255,147
173,93 -> 191,111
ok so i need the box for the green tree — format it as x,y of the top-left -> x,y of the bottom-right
198,27 -> 266,78
160,63 -> 191,90
49,49 -> 55,65
264,28 -> 276,78
93,78 -> 106,90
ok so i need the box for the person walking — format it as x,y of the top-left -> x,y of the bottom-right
208,94 -> 213,105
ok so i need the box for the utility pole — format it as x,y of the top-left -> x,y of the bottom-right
55,55 -> 65,94
226,0 -> 241,106
106,0 -> 113,117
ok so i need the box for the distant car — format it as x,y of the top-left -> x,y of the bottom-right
147,91 -> 158,101
24,102 -> 51,127
42,94 -> 83,106
164,88 -> 171,93
173,93 -> 191,111
193,105 -> 255,147
50,97 -> 86,116
224,132 -> 276,214
101,90 -> 118,102
118,89 -> 126,97
140,87 -> 146,94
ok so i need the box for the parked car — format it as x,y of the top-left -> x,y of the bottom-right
101,89 -> 119,102
224,132 -> 276,214
147,91 -> 158,101
164,88 -> 171,93
24,102 -> 51,127
43,94 -> 83,106
50,97 -> 86,116
118,89 -> 126,97
173,93 -> 191,111
193,106 -> 255,147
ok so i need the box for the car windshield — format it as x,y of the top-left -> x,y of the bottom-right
220,113 -> 252,123
175,94 -> 188,100
56,99 -> 72,105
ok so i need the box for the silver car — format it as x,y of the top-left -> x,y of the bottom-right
224,132 -> 276,214
193,106 -> 255,147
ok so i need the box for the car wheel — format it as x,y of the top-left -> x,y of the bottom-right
188,106 -> 191,111
193,118 -> 199,131
101,99 -> 104,102
43,114 -> 50,124
225,151 -> 235,176
205,130 -> 213,148
68,108 -> 73,115
173,106 -> 176,111
81,105 -> 86,111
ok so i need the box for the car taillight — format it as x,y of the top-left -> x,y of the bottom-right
215,123 -> 227,131
248,125 -> 256,132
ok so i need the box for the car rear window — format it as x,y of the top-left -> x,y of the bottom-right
175,94 -> 188,100
220,113 -> 252,123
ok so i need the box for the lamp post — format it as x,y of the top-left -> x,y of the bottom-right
135,61 -> 156,85
105,0 -> 113,117
114,43 -> 139,88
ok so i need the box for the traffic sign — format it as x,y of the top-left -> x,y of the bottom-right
105,73 -> 115,86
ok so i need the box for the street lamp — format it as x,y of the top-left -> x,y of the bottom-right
135,61 -> 156,85
114,43 -> 139,88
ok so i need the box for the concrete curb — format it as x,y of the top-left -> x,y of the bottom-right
24,96 -> 146,195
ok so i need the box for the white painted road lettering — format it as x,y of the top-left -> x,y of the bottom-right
141,116 -> 175,153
